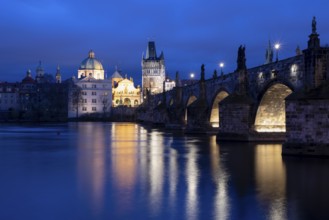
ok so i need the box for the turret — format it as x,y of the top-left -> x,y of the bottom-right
55,65 -> 61,83
265,40 -> 273,64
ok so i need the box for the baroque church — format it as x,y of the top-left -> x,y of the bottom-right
111,69 -> 141,107
68,50 -> 112,118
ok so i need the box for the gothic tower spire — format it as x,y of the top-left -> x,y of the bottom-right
55,65 -> 61,83
265,40 -> 273,64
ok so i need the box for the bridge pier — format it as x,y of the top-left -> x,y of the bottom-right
185,97 -> 212,133
217,93 -> 254,141
283,83 -> 329,157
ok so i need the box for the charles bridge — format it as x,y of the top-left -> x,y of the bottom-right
137,18 -> 329,157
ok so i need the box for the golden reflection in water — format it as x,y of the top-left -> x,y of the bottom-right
255,144 -> 287,220
169,146 -> 178,210
148,131 -> 164,215
77,123 -> 106,215
186,142 -> 199,220
210,136 -> 229,220
111,123 -> 137,190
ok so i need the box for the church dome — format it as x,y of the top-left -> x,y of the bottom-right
79,50 -> 104,70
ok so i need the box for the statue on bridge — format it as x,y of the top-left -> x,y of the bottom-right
237,45 -> 247,71
201,64 -> 205,81
213,69 -> 218,79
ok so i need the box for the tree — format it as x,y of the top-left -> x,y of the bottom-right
69,82 -> 83,118
99,91 -> 111,117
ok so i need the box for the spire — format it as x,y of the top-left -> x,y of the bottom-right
200,64 -> 205,81
265,40 -> 273,64
145,41 -> 157,59
36,60 -> 44,74
36,61 -> 44,82
55,65 -> 61,83
296,45 -> 302,55
159,51 -> 164,60
88,50 -> 95,58
312,16 -> 317,34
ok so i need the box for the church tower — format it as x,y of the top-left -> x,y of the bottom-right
141,41 -> 166,100
55,65 -> 61,83
35,61 -> 45,83
265,40 -> 273,64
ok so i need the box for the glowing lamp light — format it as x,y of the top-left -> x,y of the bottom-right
190,73 -> 195,78
219,62 -> 224,75
274,43 -> 280,50
274,43 -> 281,61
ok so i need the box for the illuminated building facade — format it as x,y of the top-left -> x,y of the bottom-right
111,70 -> 141,107
68,51 -> 112,118
141,41 -> 166,99
164,76 -> 176,91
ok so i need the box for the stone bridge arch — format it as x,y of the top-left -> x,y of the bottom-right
253,79 -> 294,132
184,95 -> 198,122
209,89 -> 230,127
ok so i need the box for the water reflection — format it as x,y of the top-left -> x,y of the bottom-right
2,123 -> 329,220
168,147 -> 178,211
255,144 -> 287,220
111,123 -> 137,190
283,156 -> 329,220
185,140 -> 199,220
210,136 -> 229,220
148,130 -> 165,215
76,123 -> 107,216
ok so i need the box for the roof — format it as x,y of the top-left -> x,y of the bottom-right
111,70 -> 123,79
79,50 -> 104,70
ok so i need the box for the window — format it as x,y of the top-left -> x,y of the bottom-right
83,99 -> 87,103
82,84 -> 87,88
92,107 -> 96,111
291,64 -> 298,77
82,107 -> 87,111
92,84 -> 96,88
92,91 -> 97,96
92,99 -> 97,103
82,91 -> 87,95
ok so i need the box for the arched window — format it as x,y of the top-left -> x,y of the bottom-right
124,98 -> 131,106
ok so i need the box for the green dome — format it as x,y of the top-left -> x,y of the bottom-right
79,50 -> 104,70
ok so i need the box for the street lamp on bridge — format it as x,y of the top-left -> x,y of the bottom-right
274,43 -> 281,62
219,62 -> 224,76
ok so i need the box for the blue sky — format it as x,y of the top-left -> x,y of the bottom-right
0,0 -> 329,85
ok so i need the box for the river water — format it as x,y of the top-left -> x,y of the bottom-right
0,122 -> 328,220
